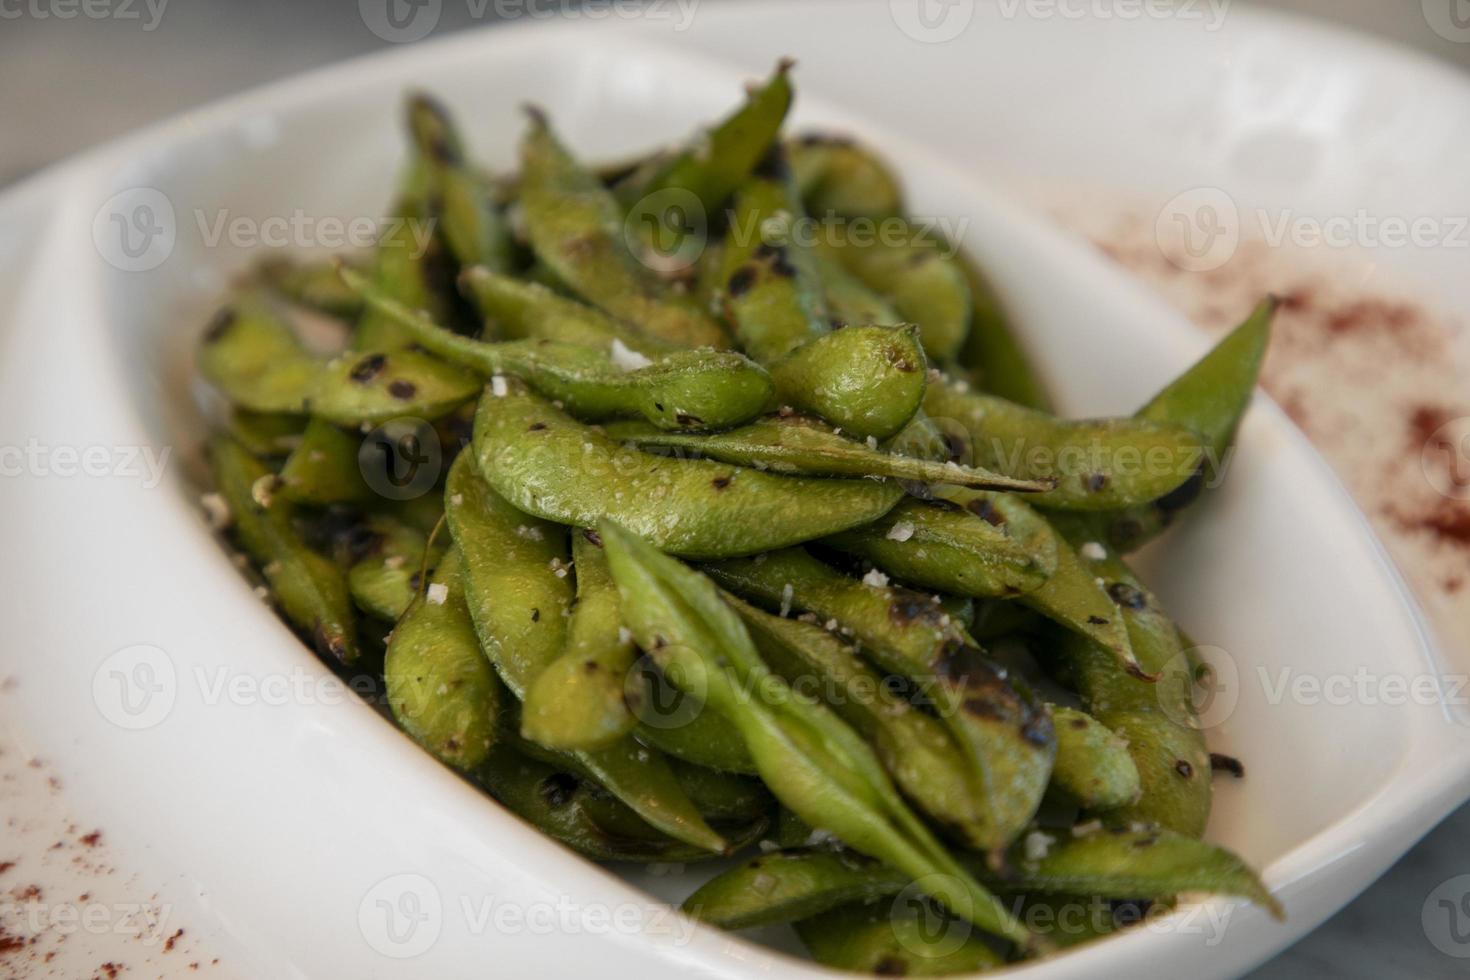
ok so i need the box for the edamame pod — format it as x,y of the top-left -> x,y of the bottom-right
768,324 -> 928,441
198,293 -> 319,415
311,348 -> 481,426
788,134 -> 904,221
668,759 -> 771,823
353,161 -> 447,351
796,901 -> 1005,976
633,692 -> 758,775
825,224 -> 971,363
472,380 -> 904,559
685,848 -> 908,930
824,496 -> 1057,599
622,61 -> 793,214
1073,297 -> 1276,552
521,531 -> 641,751
343,267 -> 771,431
602,522 -> 1035,949
718,154 -> 829,364
602,414 -> 1049,491
954,251 -> 1052,412
930,490 -> 1150,681
257,256 -> 366,319
406,93 -> 514,273
278,419 -> 372,505
519,110 -> 726,349
479,748 -> 765,863
705,546 -> 1056,853
1043,518 -> 1211,835
445,453 -> 725,852
925,380 -> 1206,511
1000,829 -> 1280,918
459,266 -> 669,356
1048,705 -> 1141,811
347,514 -> 443,622
731,595 -> 999,851
209,436 -> 358,663
226,410 -> 306,458
809,237 -> 900,326
384,547 -> 499,771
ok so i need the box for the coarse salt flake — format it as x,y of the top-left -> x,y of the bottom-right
862,568 -> 889,588
490,375 -> 509,398
1080,541 -> 1107,561
426,583 -> 449,605
609,338 -> 653,372
886,521 -> 915,542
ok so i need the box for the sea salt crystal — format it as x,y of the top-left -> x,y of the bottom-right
886,521 -> 915,542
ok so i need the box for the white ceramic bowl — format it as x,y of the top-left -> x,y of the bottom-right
0,11 -> 1466,979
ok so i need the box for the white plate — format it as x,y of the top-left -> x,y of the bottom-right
0,7 -> 1467,979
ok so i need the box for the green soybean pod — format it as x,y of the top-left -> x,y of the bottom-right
1073,296 -> 1277,552
824,223 -> 971,363
347,514 -> 443,622
479,748 -> 766,863
622,60 -> 793,213
208,436 -> 358,664
768,324 -> 929,441
685,849 -> 909,930
601,414 -> 1049,492
730,595 -> 999,852
601,521 -> 1035,950
519,109 -> 727,349
384,547 -> 500,771
718,154 -> 829,364
342,267 -> 772,431
1000,829 -> 1280,918
633,696 -> 758,775
924,379 -> 1206,512
1043,517 -> 1211,836
471,380 -> 903,560
406,93 -> 514,274
311,348 -> 481,426
445,453 -> 726,853
668,758 -> 771,823
954,250 -> 1053,412
226,409 -> 307,458
521,531 -> 641,751
788,134 -> 904,221
809,236 -> 900,327
353,161 -> 446,351
459,266 -> 669,357
1048,705 -> 1141,811
198,292 -> 319,415
824,496 -> 1058,599
705,547 -> 1056,854
796,901 -> 1005,976
256,256 -> 367,320
277,419 -> 371,505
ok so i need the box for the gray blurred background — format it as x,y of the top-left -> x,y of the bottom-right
2,2 -> 1466,977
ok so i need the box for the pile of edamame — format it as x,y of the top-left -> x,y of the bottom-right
198,63 -> 1281,972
